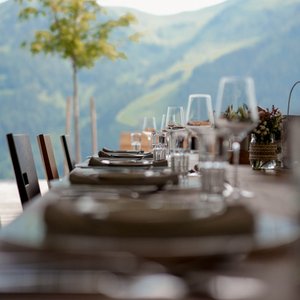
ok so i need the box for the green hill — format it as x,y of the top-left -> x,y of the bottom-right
0,0 -> 300,179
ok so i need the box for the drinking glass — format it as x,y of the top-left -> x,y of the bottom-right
186,94 -> 214,128
186,94 -> 228,200
164,106 -> 189,175
160,114 -> 166,132
186,94 -> 215,150
215,76 -> 258,199
170,129 -> 190,177
130,132 -> 142,151
165,106 -> 185,129
153,133 -> 167,161
151,115 -> 168,161
165,106 -> 185,155
142,116 -> 157,150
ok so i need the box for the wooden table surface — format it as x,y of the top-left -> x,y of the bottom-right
0,165 -> 299,299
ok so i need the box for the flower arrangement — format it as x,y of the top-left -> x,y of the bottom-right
251,105 -> 282,143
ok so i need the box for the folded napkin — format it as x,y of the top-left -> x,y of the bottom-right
88,156 -> 168,168
98,150 -> 113,157
89,156 -> 150,167
44,197 -> 255,237
69,168 -> 178,187
98,150 -> 153,159
102,147 -> 144,154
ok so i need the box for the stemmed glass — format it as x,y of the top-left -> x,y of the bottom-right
160,114 -> 166,132
186,94 -> 214,137
165,106 -> 185,130
165,106 -> 185,153
186,94 -> 227,201
142,116 -> 157,150
165,106 -> 190,176
130,132 -> 142,151
215,76 -> 258,199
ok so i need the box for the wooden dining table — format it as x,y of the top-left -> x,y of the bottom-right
0,163 -> 299,300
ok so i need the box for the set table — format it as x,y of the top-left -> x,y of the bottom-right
0,163 -> 299,300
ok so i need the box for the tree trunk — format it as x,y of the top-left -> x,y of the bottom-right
65,96 -> 71,135
90,96 -> 98,154
72,62 -> 81,163
64,96 -> 72,175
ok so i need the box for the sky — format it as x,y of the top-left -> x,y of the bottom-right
0,0 -> 227,15
100,0 -> 227,15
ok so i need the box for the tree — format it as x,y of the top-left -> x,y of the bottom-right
17,0 -> 138,162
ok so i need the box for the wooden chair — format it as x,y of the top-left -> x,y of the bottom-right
60,135 -> 75,172
37,134 -> 59,188
6,133 -> 41,207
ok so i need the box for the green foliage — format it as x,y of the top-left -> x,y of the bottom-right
16,0 -> 137,68
15,0 -> 137,162
223,104 -> 251,122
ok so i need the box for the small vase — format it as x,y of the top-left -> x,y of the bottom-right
249,134 -> 278,170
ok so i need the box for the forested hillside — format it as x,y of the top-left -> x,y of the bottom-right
1,0 -> 300,178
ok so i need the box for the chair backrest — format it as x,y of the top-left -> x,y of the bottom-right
60,135 -> 74,172
37,134 -> 59,187
6,133 -> 41,207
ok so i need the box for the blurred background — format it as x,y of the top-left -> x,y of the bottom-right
0,0 -> 300,178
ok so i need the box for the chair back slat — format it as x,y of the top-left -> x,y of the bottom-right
60,135 -> 74,172
37,134 -> 59,187
7,133 -> 41,207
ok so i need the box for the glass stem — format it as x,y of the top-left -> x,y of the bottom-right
148,136 -> 153,151
232,141 -> 240,189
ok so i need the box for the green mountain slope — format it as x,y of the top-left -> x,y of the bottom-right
117,0 -> 300,125
0,0 -> 300,179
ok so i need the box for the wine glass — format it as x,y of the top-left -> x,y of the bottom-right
186,94 -> 214,137
186,94 -> 228,200
165,106 -> 185,130
165,106 -> 189,176
215,76 -> 259,199
130,132 -> 142,151
142,116 -> 156,150
165,106 -> 185,153
160,114 -> 166,132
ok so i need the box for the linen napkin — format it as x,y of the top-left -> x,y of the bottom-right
102,147 -> 144,154
98,150 -> 153,159
44,197 -> 255,238
88,156 -> 168,167
69,168 -> 178,186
